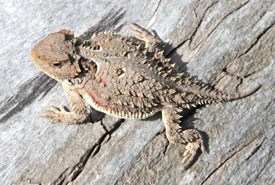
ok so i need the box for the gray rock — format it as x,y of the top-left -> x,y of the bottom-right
0,0 -> 274,184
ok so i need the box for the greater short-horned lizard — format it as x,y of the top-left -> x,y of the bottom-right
30,23 -> 260,168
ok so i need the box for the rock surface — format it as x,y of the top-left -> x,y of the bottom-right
0,0 -> 274,184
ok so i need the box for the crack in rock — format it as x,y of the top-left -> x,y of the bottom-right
192,0 -> 251,51
245,138 -> 266,161
51,119 -> 124,185
237,22 -> 274,59
200,133 -> 264,185
149,0 -> 162,20
167,0 -> 250,57
188,0 -> 219,46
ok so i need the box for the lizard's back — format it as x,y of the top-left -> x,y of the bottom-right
79,32 -> 179,119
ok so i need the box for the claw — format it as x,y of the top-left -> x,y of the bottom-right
42,114 -> 53,119
42,110 -> 53,114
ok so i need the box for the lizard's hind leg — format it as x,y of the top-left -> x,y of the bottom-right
130,23 -> 163,49
162,107 -> 206,169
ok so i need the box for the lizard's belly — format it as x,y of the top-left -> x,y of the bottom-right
81,89 -> 161,119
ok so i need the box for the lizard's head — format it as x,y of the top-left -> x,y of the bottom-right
30,30 -> 81,81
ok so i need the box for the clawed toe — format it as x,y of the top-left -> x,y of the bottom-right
42,106 -> 69,123
131,23 -> 151,39
130,23 -> 147,34
130,22 -> 162,47
41,105 -> 87,124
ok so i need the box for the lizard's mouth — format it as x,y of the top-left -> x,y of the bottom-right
30,48 -> 39,63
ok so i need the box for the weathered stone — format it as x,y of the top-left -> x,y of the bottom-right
0,0 -> 273,184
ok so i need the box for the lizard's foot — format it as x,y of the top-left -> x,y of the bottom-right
162,107 -> 206,168
179,129 -> 205,169
42,106 -> 87,124
130,23 -> 163,48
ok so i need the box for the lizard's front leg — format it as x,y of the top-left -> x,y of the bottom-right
162,107 -> 206,169
43,82 -> 89,124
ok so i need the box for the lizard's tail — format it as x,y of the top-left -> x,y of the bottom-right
217,84 -> 261,102
180,84 -> 261,108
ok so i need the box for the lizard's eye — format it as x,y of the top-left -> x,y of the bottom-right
53,62 -> 62,68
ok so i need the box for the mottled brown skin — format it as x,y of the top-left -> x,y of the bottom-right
30,23 -> 260,168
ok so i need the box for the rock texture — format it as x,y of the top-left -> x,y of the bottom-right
0,0 -> 274,185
